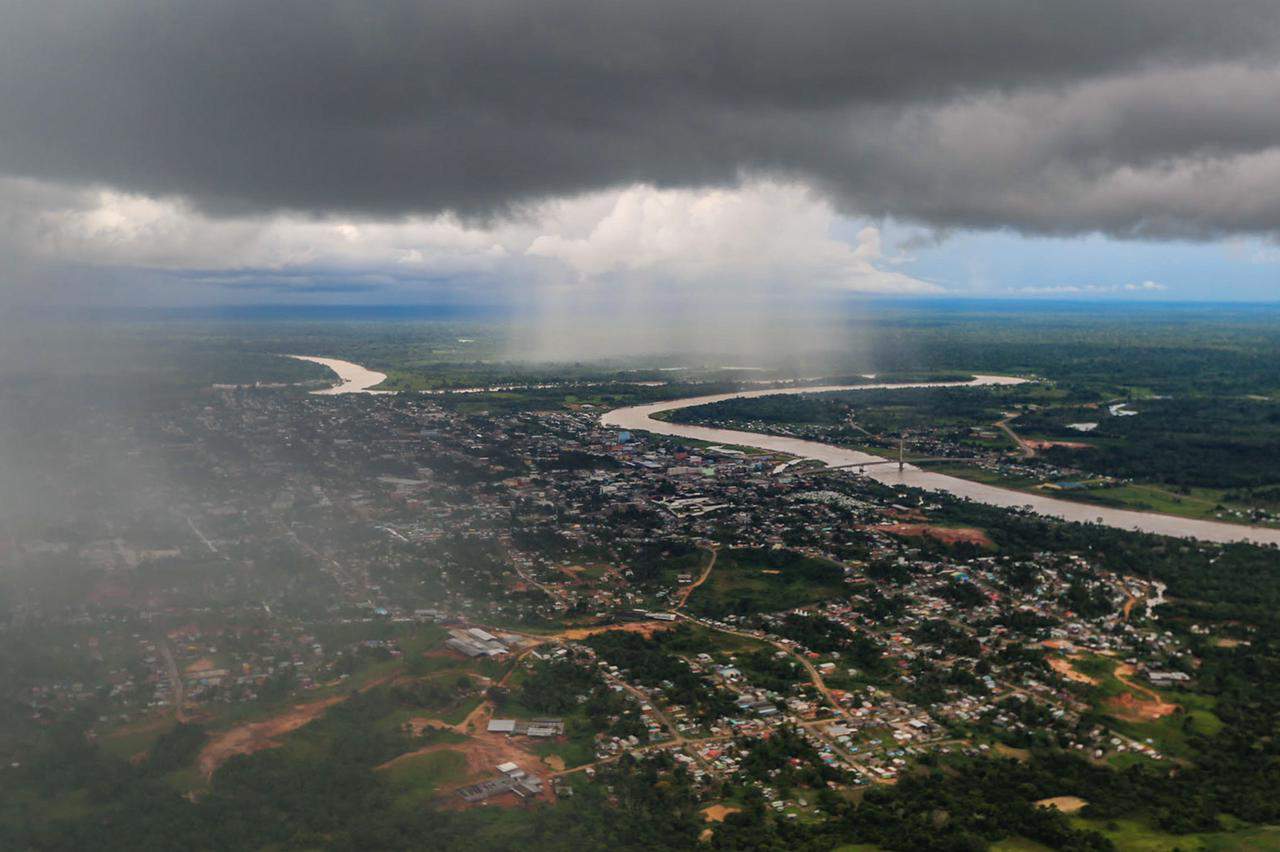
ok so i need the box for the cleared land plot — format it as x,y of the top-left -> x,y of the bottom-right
1071,817 -> 1280,851
866,523 -> 994,549
685,548 -> 847,618
1071,654 -> 1224,758
383,748 -> 469,807
197,695 -> 345,778
1035,796 -> 1088,814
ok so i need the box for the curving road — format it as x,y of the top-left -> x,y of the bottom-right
600,376 -> 1280,546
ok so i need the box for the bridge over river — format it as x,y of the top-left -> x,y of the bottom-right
601,375 -> 1280,546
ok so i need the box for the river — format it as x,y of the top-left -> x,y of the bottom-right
600,375 -> 1280,546
283,355 -> 674,396
285,355 -> 393,394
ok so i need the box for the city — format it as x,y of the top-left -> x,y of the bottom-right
4,2 -> 1280,849
5,359 -> 1273,848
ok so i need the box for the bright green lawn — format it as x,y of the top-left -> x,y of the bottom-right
1072,817 -> 1280,851
928,465 -> 1272,528
383,748 -> 469,807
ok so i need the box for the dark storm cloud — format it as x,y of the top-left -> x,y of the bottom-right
3,0 -> 1280,236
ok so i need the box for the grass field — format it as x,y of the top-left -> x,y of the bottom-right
990,839 -> 1054,851
1072,817 -> 1280,851
685,548 -> 848,618
691,622 -> 772,655
384,748 -> 470,807
99,717 -> 178,760
1070,654 -> 1223,759
645,547 -> 713,592
929,463 -> 1275,527
531,731 -> 596,769
1053,483 -> 1253,524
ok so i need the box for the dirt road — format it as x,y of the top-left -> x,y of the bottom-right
996,416 -> 1035,459
1111,663 -> 1179,720
159,639 -> 186,723
674,547 -> 718,609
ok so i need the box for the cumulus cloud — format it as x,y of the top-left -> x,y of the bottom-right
14,182 -> 509,275
0,177 -> 935,307
5,0 -> 1280,324
527,183 -> 940,294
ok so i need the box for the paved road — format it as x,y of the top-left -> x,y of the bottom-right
995,415 -> 1035,459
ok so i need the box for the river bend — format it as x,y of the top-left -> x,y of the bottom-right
600,376 -> 1280,546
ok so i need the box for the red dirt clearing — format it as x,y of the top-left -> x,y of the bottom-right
1106,691 -> 1177,722
1106,663 -> 1179,721
197,695 -> 344,778
1035,796 -> 1088,814
1122,593 -> 1137,621
1048,656 -> 1099,686
378,731 -> 555,808
868,524 -> 994,548
556,621 -> 673,641
703,804 -> 742,822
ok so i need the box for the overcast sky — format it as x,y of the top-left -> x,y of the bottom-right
2,0 -> 1279,309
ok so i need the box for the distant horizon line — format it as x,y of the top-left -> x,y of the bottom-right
16,296 -> 1280,322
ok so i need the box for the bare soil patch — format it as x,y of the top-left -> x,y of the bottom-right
379,730 -> 555,808
456,699 -> 493,735
1108,663 -> 1179,721
557,621 -> 673,641
1106,691 -> 1177,722
703,804 -> 742,822
1122,593 -> 1138,621
868,524 -> 994,548
994,743 -> 1031,762
1025,440 -> 1092,451
197,695 -> 344,778
407,694 -> 494,738
1035,796 -> 1088,814
1048,656 -> 1100,686
407,717 -> 457,735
